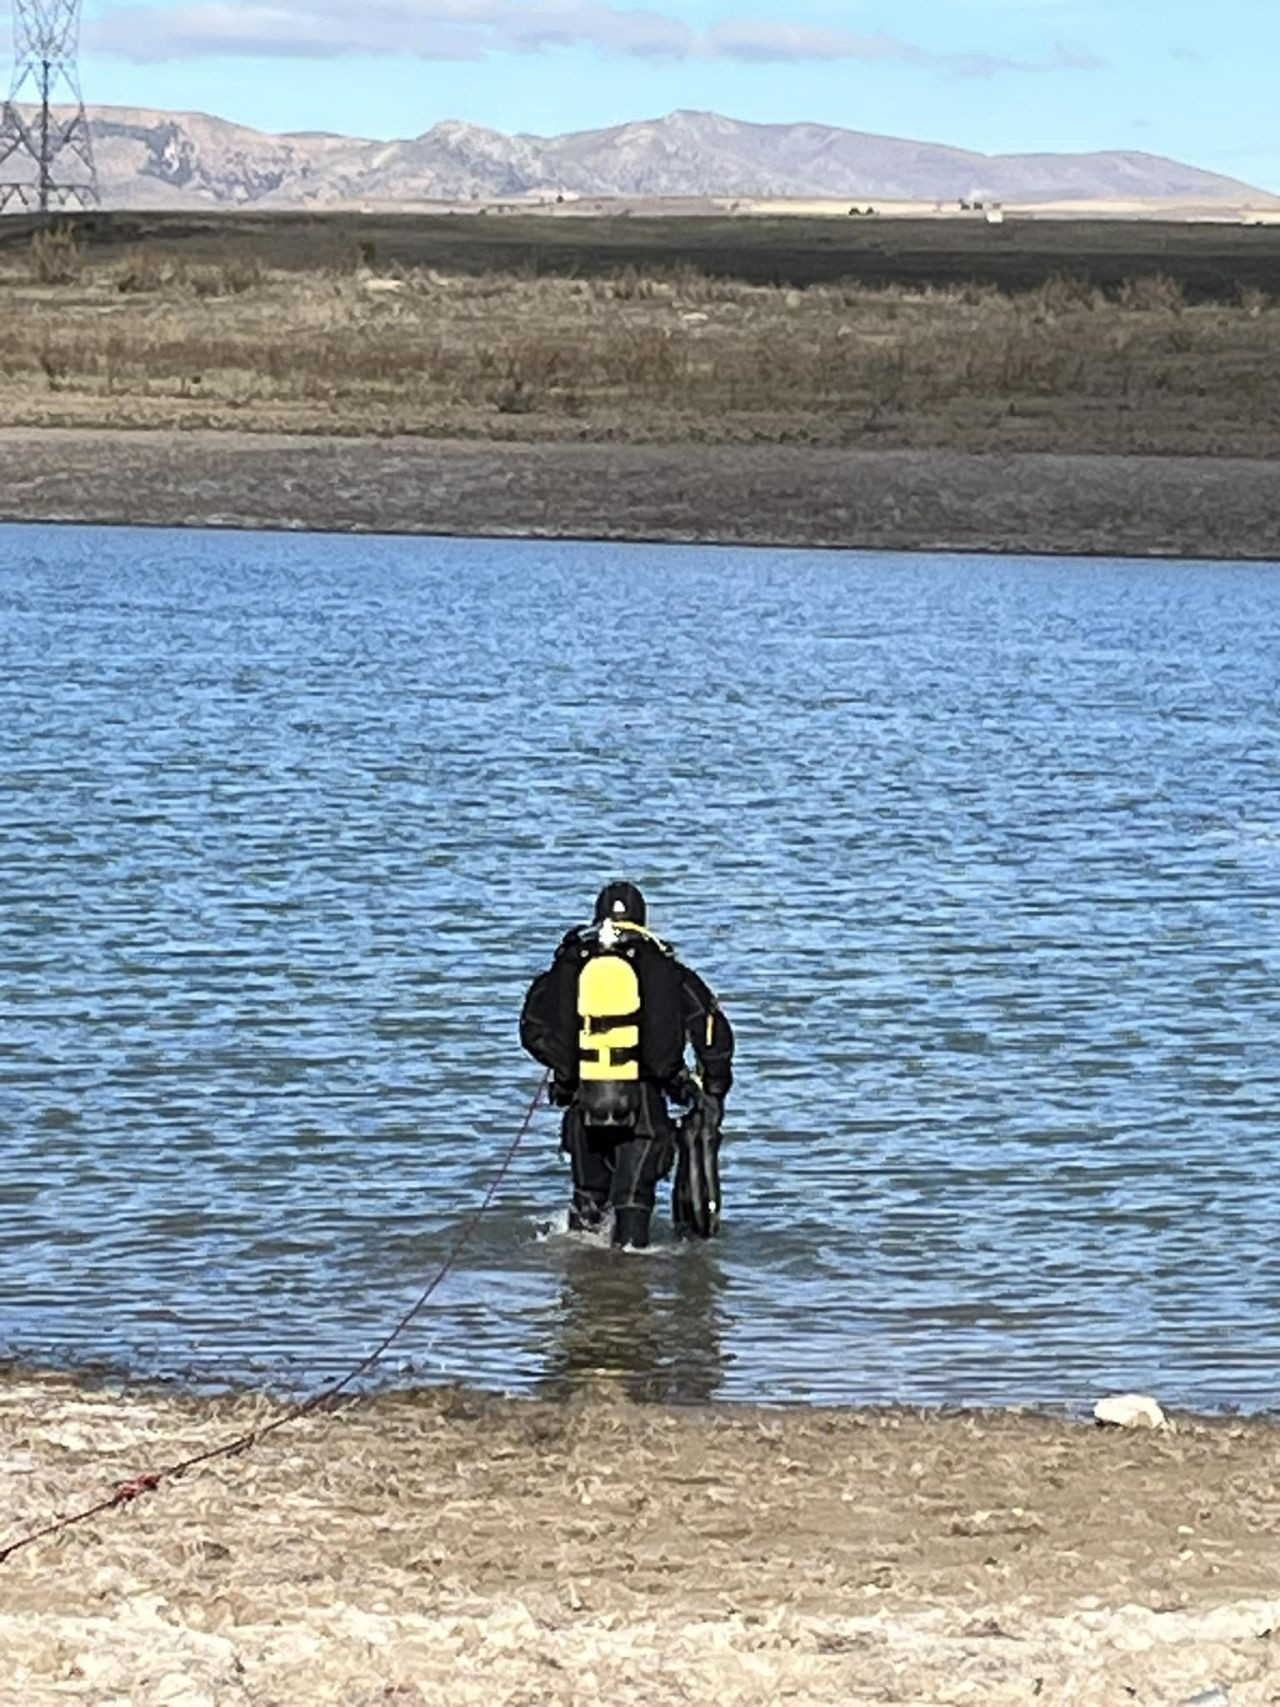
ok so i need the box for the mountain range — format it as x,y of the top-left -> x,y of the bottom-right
23,107 -> 1275,209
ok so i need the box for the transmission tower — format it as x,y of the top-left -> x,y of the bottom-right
0,0 -> 100,214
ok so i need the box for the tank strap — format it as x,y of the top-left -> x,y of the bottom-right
583,1008 -> 641,1034
581,1043 -> 640,1067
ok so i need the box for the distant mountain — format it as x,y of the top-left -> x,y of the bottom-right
35,106 -> 1274,209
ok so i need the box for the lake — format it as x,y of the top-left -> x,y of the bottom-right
2,524 -> 1278,1412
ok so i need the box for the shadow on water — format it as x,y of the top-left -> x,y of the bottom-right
534,1241 -> 731,1405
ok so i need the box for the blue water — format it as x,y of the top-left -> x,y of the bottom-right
2,524 -> 1279,1412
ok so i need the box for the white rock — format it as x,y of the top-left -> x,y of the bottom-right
1093,1393 -> 1168,1430
144,1675 -> 215,1707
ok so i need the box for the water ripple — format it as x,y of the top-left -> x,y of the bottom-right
2,527 -> 1279,1411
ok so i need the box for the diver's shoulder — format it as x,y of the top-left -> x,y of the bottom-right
556,921 -> 680,961
556,925 -> 589,954
642,934 -> 681,966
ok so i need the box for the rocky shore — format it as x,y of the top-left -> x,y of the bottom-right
3,1371 -> 1279,1704
1,429 -> 1278,559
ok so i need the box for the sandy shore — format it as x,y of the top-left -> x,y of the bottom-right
1,428 -> 1278,559
3,1372 -> 1279,1704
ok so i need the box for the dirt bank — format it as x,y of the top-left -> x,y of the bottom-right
2,429 -> 1278,559
3,1372 -> 1279,1704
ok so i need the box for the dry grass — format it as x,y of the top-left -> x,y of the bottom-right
4,1372 -> 1280,1704
26,224 -> 87,286
0,231 -> 1276,454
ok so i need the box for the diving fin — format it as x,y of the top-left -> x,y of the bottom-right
673,1094 -> 722,1239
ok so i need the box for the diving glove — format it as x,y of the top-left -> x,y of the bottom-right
669,1071 -> 701,1110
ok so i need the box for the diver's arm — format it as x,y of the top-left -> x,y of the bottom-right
679,965 -> 734,1099
519,943 -> 580,1092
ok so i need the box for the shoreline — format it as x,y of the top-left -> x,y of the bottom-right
1,427 -> 1278,560
5,1370 -> 1280,1704
5,1349 -> 1278,1425
5,1350 -> 1279,1422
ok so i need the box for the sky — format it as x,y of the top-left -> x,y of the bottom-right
6,0 -> 1277,189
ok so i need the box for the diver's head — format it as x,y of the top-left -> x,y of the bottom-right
594,881 -> 647,928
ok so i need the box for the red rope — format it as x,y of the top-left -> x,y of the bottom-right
0,1073 -> 548,1566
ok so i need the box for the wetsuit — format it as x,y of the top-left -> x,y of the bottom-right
520,924 -> 734,1247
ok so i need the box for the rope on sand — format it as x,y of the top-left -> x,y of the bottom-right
0,1072 -> 548,1566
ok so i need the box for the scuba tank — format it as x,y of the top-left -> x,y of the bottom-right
576,919 -> 643,1127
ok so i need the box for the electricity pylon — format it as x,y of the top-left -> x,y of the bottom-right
0,0 -> 100,214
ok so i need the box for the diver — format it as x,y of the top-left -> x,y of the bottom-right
520,882 -> 735,1250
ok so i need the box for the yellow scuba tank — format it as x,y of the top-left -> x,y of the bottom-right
577,920 -> 643,1126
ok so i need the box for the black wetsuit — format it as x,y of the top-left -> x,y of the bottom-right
520,925 -> 734,1247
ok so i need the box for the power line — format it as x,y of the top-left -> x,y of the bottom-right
0,0 -> 100,215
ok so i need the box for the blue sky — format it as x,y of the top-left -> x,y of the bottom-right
12,0 -> 1278,187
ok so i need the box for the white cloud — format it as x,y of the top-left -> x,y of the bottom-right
705,23 -> 920,65
89,1 -> 690,61
945,41 -> 1103,78
85,0 -> 1103,75
702,22 -> 1099,73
